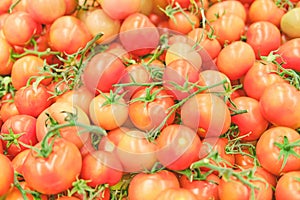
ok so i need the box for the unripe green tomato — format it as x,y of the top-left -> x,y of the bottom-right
280,7 -> 300,38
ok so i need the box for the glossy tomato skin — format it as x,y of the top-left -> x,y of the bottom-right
0,101 -> 19,122
281,7 -> 300,39
128,170 -> 180,200
155,188 -> 198,200
101,0 -> 141,20
5,181 -> 48,200
0,37 -> 13,75
14,84 -> 53,118
168,11 -> 200,34
0,154 -> 14,196
22,138 -> 82,195
259,82 -> 300,129
277,38 -> 300,71
0,0 -> 11,14
256,126 -> 300,176
12,149 -> 30,175
1,115 -> 37,158
275,171 -> 300,200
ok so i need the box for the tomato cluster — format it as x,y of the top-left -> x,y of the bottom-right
0,0 -> 300,199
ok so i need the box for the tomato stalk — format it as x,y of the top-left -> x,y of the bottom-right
0,76 -> 16,99
0,128 -> 24,150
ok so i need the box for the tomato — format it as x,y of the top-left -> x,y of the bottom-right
101,0 -> 141,20
248,0 -> 285,27
89,92 -> 128,130
128,86 -> 175,131
163,59 -> 200,100
208,14 -> 245,46
1,115 -> 37,158
36,102 -> 90,149
11,0 -> 27,12
0,101 -> 19,122
11,55 -> 52,90
0,0 -> 11,14
180,173 -> 220,200
155,188 -> 198,200
168,11 -> 200,34
12,149 -> 30,175
156,124 -> 202,170
230,96 -> 269,141
275,171 -> 300,200
255,167 -> 277,187
256,126 -> 300,176
234,147 -> 255,169
22,138 -> 82,195
0,37 -> 13,75
79,8 -> 120,44
128,170 -> 180,200
281,7 -> 300,39
14,84 -> 53,117
152,0 -> 168,16
64,0 -> 78,15
246,21 -> 281,59
181,93 -> 231,138
259,82 -> 300,129
57,197 -> 81,200
217,41 -> 255,80
206,0 -> 247,22
119,13 -> 160,56
277,38 -> 300,71
116,130 -> 157,172
0,153 -> 14,196
139,0 -> 153,15
5,181 -> 48,200
0,140 -> 3,154
27,0 -> 66,24
98,127 -> 129,153
243,60 -> 285,100
83,52 -> 126,94
49,16 -> 92,54
80,151 -> 123,187
188,28 -> 222,60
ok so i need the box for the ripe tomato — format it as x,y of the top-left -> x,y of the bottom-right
80,151 -> 123,187
256,126 -> 300,176
22,138 -> 82,195
156,188 -> 198,200
246,21 -> 281,58
83,52 -> 126,94
0,101 -> 19,122
98,127 -> 129,153
0,0 -> 11,14
180,173 -> 220,200
156,124 -> 202,170
0,38 -> 13,75
1,115 -> 37,158
48,16 -> 92,54
128,86 -> 175,131
101,0 -> 141,20
119,13 -> 160,56
89,93 -> 128,130
11,55 -> 52,90
14,84 -> 53,117
275,171 -> 300,200
259,82 -> 300,129
12,149 -> 30,175
181,93 -> 231,138
217,41 -> 255,80
64,0 -> 78,15
36,102 -> 90,149
116,130 -> 157,172
281,7 -> 300,39
10,0 -> 27,12
0,153 -> 14,196
168,11 -> 200,34
128,170 -> 180,200
3,11 -> 40,46
27,0 -> 66,24
277,38 -> 300,71
230,96 -> 269,141
56,197 -> 81,200
243,60 -> 285,100
234,148 -> 255,169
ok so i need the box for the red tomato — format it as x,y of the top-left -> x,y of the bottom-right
64,0 -> 78,15
83,52 -> 126,94
168,0 -> 191,8
22,138 -> 82,195
1,115 -> 37,158
180,173 -> 220,200
277,38 -> 300,71
128,170 -> 180,200
155,188 -> 198,200
119,13 -> 160,56
5,181 -> 48,200
234,148 -> 255,169
11,0 -> 27,12
256,126 -> 300,176
230,96 -> 269,141
168,11 -> 200,34
275,171 -> 300,200
243,60 -> 285,100
0,38 -> 13,75
0,154 -> 14,196
246,21 -> 281,59
80,151 -> 123,187
217,41 -> 255,80
0,0 -> 11,14
156,124 -> 202,170
98,127 -> 129,153
128,86 -> 175,131
181,93 -> 231,138
27,0 -> 66,24
57,197 -> 81,200
48,16 -> 92,54
14,84 -> 53,117
100,0 -> 141,20
12,149 -> 30,175
259,82 -> 300,129
0,101 -> 19,122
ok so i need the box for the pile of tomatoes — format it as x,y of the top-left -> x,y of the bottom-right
0,0 -> 300,199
